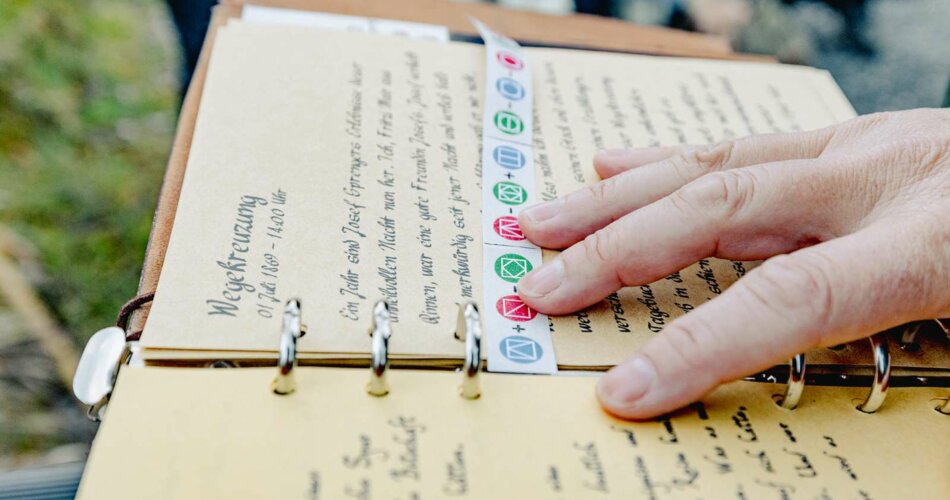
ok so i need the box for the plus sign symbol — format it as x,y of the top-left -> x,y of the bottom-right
496,294 -> 537,322
492,215 -> 525,241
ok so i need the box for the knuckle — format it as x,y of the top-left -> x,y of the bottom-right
580,228 -> 616,266
696,140 -> 737,170
811,125 -> 838,157
672,170 -> 757,222
562,180 -> 615,216
667,152 -> 700,184
578,228 -> 627,287
746,254 -> 837,346
582,179 -> 612,205
669,141 -> 735,180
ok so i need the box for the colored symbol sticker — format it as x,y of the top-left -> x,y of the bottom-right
494,111 -> 524,135
493,215 -> 525,241
496,51 -> 524,70
493,181 -> 528,206
496,77 -> 525,101
492,145 -> 526,170
495,253 -> 533,283
496,295 -> 538,322
499,336 -> 543,364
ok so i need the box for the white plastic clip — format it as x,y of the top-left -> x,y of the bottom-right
73,327 -> 129,421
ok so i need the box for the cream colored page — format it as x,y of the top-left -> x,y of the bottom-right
144,23 -> 487,358
78,367 -> 949,499
143,24 -> 855,365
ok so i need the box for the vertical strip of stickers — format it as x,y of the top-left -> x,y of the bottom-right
474,21 -> 557,374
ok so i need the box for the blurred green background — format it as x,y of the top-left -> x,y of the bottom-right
0,0 -> 176,465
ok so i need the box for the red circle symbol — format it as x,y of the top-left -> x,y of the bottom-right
496,295 -> 537,322
493,215 -> 525,241
496,51 -> 524,70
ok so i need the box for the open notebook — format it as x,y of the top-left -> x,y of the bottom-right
134,21 -> 948,377
74,12 -> 948,499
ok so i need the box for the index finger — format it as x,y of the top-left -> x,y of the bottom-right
522,128 -> 835,249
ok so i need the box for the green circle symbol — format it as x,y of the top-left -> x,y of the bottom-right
494,253 -> 533,283
492,181 -> 528,206
493,111 -> 524,135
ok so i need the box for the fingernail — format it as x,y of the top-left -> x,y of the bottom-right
519,258 -> 564,298
521,199 -> 561,223
597,148 -> 631,158
597,357 -> 655,409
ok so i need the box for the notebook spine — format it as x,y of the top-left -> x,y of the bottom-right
271,299 -> 302,395
776,334 -> 890,413
268,298 -> 483,401
72,298 -> 946,420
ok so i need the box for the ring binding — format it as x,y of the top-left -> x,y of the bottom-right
857,333 -> 890,413
366,301 -> 393,397
455,302 -> 482,399
899,322 -> 922,351
776,353 -> 806,410
271,299 -> 303,395
771,335 -> 892,413
74,297 -> 939,418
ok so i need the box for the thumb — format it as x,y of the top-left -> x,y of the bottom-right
595,223 -> 937,419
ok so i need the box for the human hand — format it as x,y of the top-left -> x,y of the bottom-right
516,108 -> 950,419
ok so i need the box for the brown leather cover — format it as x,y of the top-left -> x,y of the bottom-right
130,0 -> 753,333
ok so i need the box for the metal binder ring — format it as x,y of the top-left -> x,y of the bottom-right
271,299 -> 303,395
367,301 -> 392,397
776,353 -> 806,410
857,333 -> 890,413
898,322 -> 921,351
456,302 -> 482,399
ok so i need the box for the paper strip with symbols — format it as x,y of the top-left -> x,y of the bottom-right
474,20 -> 557,374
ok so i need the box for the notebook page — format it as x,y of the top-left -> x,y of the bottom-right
78,367 -> 949,499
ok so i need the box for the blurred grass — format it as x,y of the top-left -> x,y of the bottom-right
0,0 -> 178,459
0,0 -> 177,342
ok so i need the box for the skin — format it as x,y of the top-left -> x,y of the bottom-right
516,108 -> 950,420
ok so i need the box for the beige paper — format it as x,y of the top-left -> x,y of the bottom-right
78,367 -> 949,499
141,23 -> 947,369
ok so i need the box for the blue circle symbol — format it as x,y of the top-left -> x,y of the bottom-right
496,77 -> 525,101
492,145 -> 526,170
499,336 -> 543,364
